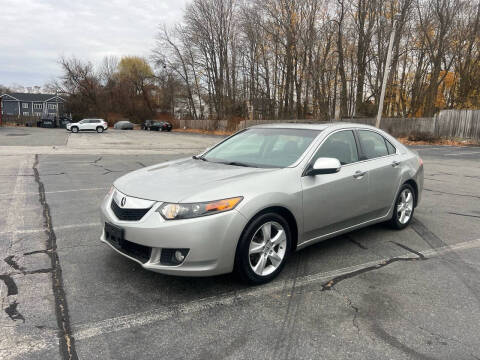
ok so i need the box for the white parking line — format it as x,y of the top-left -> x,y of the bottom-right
0,222 -> 101,236
444,151 -> 480,156
73,238 -> 480,341
0,187 -> 108,198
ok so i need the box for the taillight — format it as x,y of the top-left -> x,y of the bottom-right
419,157 -> 423,166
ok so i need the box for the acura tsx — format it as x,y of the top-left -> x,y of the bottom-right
100,123 -> 423,284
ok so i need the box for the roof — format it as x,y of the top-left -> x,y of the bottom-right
0,92 -> 65,102
250,122 -> 377,131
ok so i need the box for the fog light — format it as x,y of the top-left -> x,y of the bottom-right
160,248 -> 189,265
174,250 -> 185,263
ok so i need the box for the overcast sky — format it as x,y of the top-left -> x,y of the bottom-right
0,0 -> 188,89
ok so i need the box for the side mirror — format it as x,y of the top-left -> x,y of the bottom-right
307,157 -> 341,176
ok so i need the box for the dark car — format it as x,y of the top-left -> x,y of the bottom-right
39,118 -> 55,128
160,121 -> 172,132
148,121 -> 172,132
142,120 -> 154,130
58,117 -> 71,129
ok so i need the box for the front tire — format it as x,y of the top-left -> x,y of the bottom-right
234,213 -> 291,285
389,183 -> 415,230
71,126 -> 79,133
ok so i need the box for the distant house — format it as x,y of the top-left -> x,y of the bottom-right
0,92 -> 65,118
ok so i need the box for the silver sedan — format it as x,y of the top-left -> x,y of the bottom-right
100,123 -> 423,284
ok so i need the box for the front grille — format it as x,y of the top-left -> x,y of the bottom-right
111,199 -> 150,221
106,236 -> 151,263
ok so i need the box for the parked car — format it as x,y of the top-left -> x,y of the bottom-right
100,123 -> 423,284
142,120 -> 154,130
114,121 -> 134,130
67,119 -> 108,133
58,117 -> 71,129
160,121 -> 172,132
147,121 -> 172,132
39,118 -> 55,128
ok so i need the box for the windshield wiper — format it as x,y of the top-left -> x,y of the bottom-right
192,155 -> 207,161
221,161 -> 258,168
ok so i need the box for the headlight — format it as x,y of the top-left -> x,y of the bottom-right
158,197 -> 243,220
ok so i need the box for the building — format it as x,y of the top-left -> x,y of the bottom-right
0,92 -> 65,118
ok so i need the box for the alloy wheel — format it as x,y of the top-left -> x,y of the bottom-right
248,221 -> 287,276
396,188 -> 413,224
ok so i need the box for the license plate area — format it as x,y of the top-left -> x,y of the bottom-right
105,222 -> 124,248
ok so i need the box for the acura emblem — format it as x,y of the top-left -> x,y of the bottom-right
121,197 -> 127,207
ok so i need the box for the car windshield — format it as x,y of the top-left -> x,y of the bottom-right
203,128 -> 320,168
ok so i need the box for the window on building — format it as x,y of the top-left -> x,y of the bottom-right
33,103 -> 43,110
23,111 -> 30,116
34,112 -> 42,117
22,103 -> 28,109
48,104 -> 57,110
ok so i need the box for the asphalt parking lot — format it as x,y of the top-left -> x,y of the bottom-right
1,127 -> 480,359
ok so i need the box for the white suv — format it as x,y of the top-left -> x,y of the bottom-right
67,119 -> 108,133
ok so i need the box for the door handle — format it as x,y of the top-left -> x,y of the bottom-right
392,160 -> 400,167
353,170 -> 366,179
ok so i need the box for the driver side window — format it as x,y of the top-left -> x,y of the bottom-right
313,130 -> 359,165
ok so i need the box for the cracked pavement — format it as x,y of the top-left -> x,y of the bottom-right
1,127 -> 480,359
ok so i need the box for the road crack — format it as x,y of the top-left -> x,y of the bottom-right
424,188 -> 480,199
347,236 -> 368,250
391,242 -> 427,260
332,288 -> 360,334
33,154 -> 78,360
320,257 -> 420,291
448,212 -> 480,219
0,274 -> 18,296
4,255 -> 27,274
5,301 -> 25,322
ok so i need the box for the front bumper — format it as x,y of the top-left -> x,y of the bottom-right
100,191 -> 248,276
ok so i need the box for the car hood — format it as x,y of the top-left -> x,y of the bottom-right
114,158 -> 276,203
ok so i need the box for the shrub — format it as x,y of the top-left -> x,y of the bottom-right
407,132 -> 440,142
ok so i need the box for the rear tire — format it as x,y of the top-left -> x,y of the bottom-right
96,126 -> 104,133
389,183 -> 415,230
234,212 -> 291,285
71,126 -> 79,133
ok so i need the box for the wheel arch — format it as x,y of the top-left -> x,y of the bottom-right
238,206 -> 299,253
403,179 -> 418,207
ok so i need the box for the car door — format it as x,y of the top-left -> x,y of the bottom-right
89,120 -> 98,130
301,130 -> 370,241
356,129 -> 402,218
76,120 -> 85,130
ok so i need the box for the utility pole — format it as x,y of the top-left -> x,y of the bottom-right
376,16 -> 400,128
